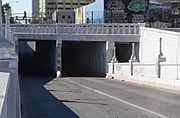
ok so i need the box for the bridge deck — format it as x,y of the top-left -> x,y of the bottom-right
14,33 -> 140,42
9,23 -> 142,42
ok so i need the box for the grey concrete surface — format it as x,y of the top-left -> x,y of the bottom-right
20,76 -> 180,118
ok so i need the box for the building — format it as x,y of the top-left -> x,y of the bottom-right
52,10 -> 75,23
32,0 -> 40,19
144,0 -> 180,28
75,0 -> 149,24
33,0 -> 95,23
75,0 -> 104,24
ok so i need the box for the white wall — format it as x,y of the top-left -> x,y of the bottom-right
140,27 -> 180,64
114,63 -> 130,75
133,63 -> 156,78
107,28 -> 180,80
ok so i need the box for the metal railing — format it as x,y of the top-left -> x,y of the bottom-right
9,23 -> 143,35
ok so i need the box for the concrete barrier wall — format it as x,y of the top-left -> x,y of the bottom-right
140,27 -> 180,64
107,28 -> 180,89
108,63 -> 157,78
133,63 -> 156,78
0,72 -> 10,118
114,63 -> 130,75
108,63 -> 180,80
161,64 -> 180,80
0,57 -> 20,118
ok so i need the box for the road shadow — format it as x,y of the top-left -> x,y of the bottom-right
20,75 -> 80,118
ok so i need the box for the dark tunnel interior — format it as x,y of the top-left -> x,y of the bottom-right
18,40 -> 106,77
62,41 -> 106,77
18,40 -> 56,76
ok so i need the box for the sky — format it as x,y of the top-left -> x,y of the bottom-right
2,0 -> 32,16
2,0 -> 102,16
85,0 -> 104,22
86,0 -> 104,11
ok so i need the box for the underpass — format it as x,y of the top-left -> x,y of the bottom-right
18,40 -> 106,77
62,41 -> 106,77
18,40 -> 56,76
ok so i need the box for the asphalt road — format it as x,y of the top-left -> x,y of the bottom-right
20,76 -> 180,118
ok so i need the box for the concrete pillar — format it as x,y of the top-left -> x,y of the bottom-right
129,43 -> 137,76
130,43 -> 137,61
156,38 -> 166,78
111,46 -> 118,74
106,41 -> 115,63
106,41 -> 117,74
5,9 -> 11,40
56,40 -> 62,77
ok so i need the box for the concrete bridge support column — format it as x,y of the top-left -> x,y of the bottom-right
106,41 -> 116,63
56,40 -> 62,77
129,43 -> 137,76
106,41 -> 117,74
5,9 -> 11,40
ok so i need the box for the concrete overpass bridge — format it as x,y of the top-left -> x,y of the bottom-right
7,23 -> 143,77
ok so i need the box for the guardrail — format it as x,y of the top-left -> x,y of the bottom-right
9,23 -> 143,35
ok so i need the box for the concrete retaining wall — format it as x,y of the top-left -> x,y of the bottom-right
133,63 -> 156,78
0,57 -> 20,118
109,62 -> 180,80
107,28 -> 180,90
140,27 -> 180,64
107,62 -> 180,90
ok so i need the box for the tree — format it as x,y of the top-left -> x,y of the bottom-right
3,3 -> 11,11
2,3 -> 16,23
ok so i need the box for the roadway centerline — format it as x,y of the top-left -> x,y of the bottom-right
66,78 -> 168,118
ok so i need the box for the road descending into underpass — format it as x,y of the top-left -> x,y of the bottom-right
20,76 -> 180,118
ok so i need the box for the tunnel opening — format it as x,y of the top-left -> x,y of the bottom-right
115,42 -> 139,62
18,40 -> 56,77
115,43 -> 132,62
62,41 -> 106,77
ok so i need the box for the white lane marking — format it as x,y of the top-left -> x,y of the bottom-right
67,78 -> 168,118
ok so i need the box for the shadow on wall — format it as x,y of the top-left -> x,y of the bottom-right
62,41 -> 106,77
20,76 -> 80,118
115,43 -> 132,62
18,40 -> 56,76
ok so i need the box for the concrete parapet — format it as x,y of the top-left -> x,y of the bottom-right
106,73 -> 180,92
0,56 -> 20,118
